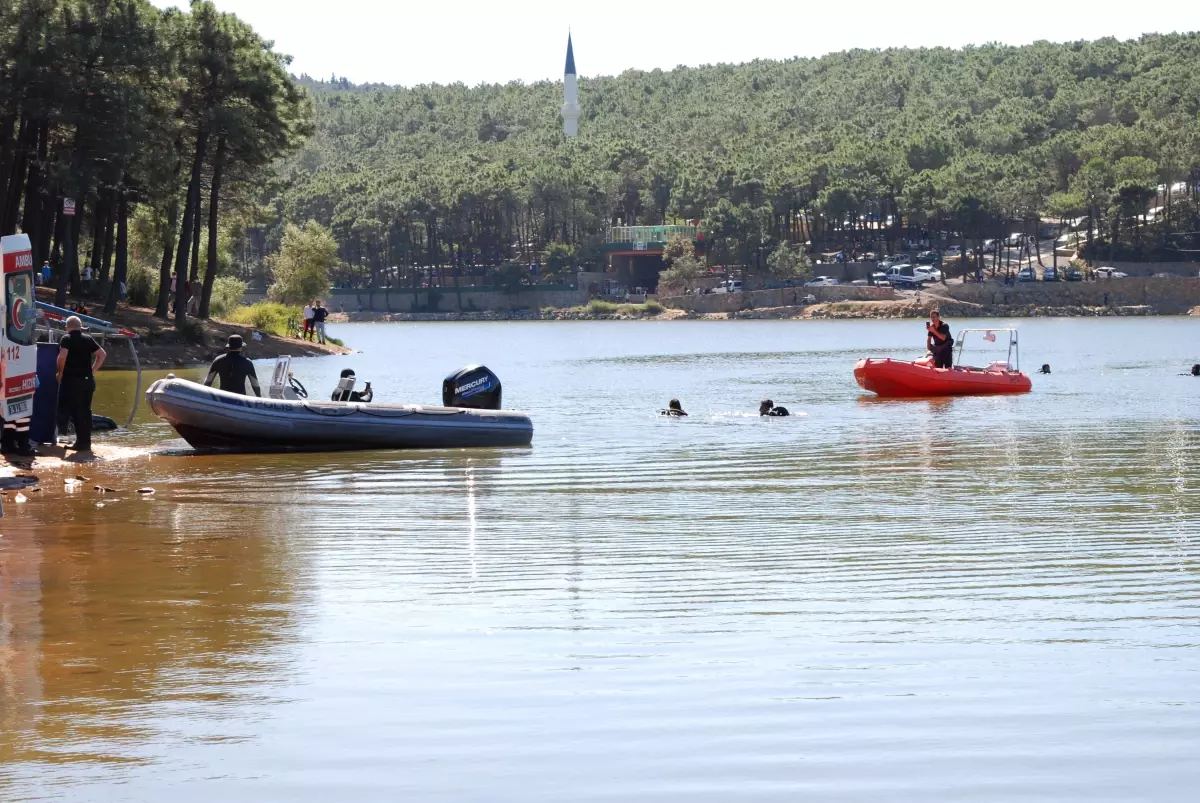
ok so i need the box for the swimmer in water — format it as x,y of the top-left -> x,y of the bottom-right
1193,364 -> 1200,377
661,399 -> 687,417
1038,364 -> 1051,374
759,399 -> 790,417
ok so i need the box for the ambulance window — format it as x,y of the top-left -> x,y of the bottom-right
6,272 -> 35,346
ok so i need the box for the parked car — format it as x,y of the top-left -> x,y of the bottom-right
1065,269 -> 1084,282
870,271 -> 889,283
1017,267 -> 1037,282
1005,232 -> 1029,247
1093,267 -> 1128,279
878,254 -> 908,269
883,265 -> 925,287
978,239 -> 998,254
914,266 -> 943,282
711,279 -> 743,294
1043,266 -> 1060,282
804,276 -> 840,287
945,245 -> 963,257
916,250 -> 941,266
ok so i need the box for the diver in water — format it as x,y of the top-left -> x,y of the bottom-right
1192,364 -> 1200,377
1038,364 -> 1051,374
660,399 -> 687,417
759,399 -> 790,417
332,369 -> 373,402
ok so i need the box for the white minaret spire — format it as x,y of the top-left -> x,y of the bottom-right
561,32 -> 579,137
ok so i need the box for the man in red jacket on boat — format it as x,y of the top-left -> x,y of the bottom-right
926,311 -> 954,369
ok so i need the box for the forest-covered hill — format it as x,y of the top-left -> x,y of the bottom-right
276,34 -> 1200,284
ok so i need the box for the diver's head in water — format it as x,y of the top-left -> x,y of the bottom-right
340,368 -> 356,379
662,398 -> 687,417
1039,364 -> 1051,374
1193,364 -> 1200,376
759,399 -> 774,416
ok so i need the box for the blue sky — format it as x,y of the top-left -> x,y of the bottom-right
155,0 -> 1200,86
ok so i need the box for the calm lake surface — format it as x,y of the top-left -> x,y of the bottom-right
2,318 -> 1199,802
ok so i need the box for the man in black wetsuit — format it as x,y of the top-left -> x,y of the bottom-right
204,335 -> 261,396
759,399 -> 790,417
926,310 -> 953,369
331,369 -> 373,402
56,315 -> 107,452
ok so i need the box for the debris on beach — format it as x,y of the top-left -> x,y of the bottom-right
14,492 -> 27,503
137,487 -> 155,495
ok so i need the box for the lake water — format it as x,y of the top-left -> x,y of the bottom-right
2,318 -> 1199,802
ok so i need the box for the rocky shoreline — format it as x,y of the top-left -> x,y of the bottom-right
332,300 -> 1184,324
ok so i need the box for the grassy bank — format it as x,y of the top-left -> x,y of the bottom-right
582,299 -> 664,317
227,302 -> 344,346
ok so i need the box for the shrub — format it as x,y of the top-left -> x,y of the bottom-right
586,299 -> 619,315
228,302 -> 299,337
177,319 -> 207,345
126,264 -> 158,307
209,276 -> 248,318
585,299 -> 662,317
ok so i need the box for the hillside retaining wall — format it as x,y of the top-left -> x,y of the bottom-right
659,285 -> 895,313
938,276 -> 1200,313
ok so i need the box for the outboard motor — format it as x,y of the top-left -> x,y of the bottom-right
443,365 -> 502,410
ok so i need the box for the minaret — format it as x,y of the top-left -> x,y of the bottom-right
561,33 -> 579,137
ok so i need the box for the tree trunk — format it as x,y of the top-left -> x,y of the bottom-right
87,197 -> 106,295
155,200 -> 178,318
98,194 -> 116,296
173,128 -> 209,326
68,205 -> 84,296
104,191 -> 128,316
190,196 -> 202,284
199,138 -> 226,319
53,202 -> 73,307
2,117 -> 32,235
1032,216 -> 1043,267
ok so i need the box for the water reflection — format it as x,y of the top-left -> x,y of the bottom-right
0,501 -> 309,772
4,319 -> 1200,801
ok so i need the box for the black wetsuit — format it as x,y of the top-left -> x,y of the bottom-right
763,406 -> 790,417
332,386 -> 373,403
660,409 -> 687,417
205,351 -> 261,396
927,321 -> 953,369
58,331 -> 100,449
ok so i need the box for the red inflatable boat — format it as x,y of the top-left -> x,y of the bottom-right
854,328 -> 1033,398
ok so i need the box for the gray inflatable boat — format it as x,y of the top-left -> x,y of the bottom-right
146,377 -> 534,453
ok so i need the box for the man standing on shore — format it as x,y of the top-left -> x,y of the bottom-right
312,299 -> 328,345
302,301 -> 314,341
56,316 -> 107,452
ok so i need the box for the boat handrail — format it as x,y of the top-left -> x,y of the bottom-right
954,328 -> 1019,372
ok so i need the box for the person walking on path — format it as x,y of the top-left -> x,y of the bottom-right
302,301 -> 314,340
56,316 -> 106,452
203,335 -> 261,396
312,300 -> 328,345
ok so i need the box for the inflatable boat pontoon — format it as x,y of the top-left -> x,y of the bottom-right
854,328 -> 1033,398
146,374 -> 533,453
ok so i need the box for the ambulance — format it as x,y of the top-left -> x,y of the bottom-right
0,234 -> 38,422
